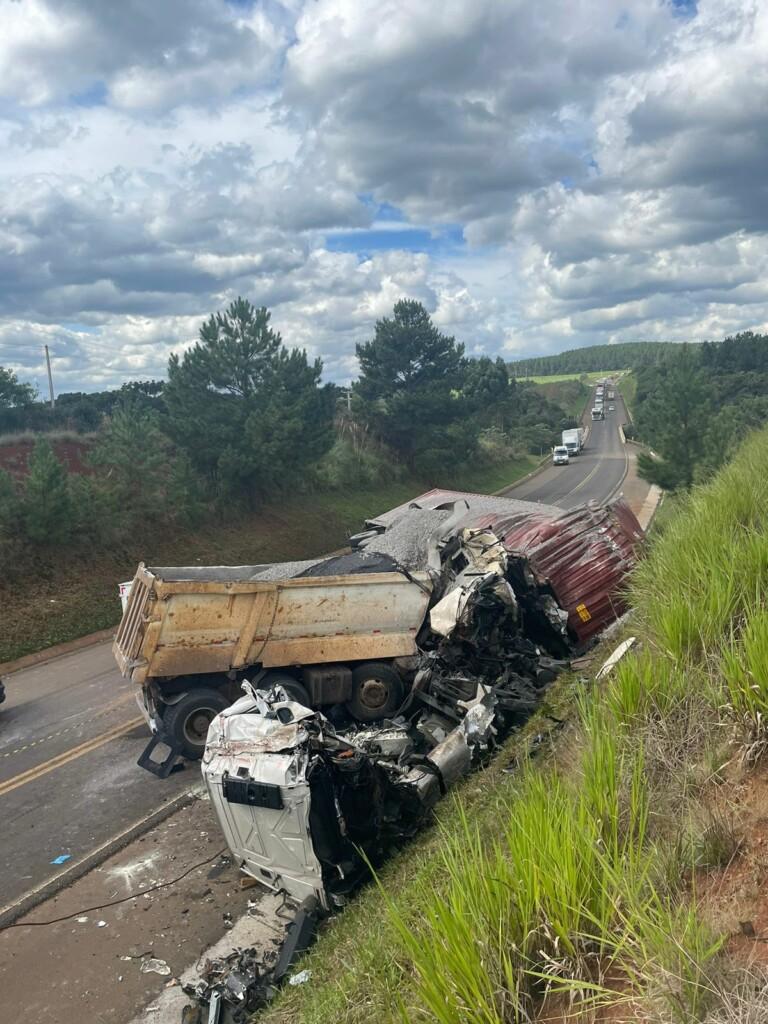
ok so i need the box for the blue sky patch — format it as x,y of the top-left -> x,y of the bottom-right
325,222 -> 464,258
70,81 -> 108,107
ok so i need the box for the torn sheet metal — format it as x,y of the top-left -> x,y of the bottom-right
374,489 -> 644,646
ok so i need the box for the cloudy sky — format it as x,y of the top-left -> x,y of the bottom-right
1,0 -> 766,393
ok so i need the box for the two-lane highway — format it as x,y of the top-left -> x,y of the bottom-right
504,390 -> 628,507
0,383 -> 631,918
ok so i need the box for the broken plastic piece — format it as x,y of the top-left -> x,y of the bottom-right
595,637 -> 637,680
51,854 -> 72,865
288,969 -> 312,986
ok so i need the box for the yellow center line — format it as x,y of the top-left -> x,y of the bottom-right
0,717 -> 144,798
560,459 -> 602,502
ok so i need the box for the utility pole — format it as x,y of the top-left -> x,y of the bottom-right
44,345 -> 55,408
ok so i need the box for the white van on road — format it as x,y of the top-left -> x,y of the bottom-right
553,445 -> 570,465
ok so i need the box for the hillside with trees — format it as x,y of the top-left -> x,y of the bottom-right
631,332 -> 768,491
509,341 -> 686,377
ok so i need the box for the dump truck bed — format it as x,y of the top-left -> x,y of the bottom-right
114,560 -> 433,685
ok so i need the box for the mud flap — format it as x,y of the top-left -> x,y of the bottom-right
137,731 -> 185,778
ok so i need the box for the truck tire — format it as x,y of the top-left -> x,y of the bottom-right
261,673 -> 312,709
162,688 -> 230,760
347,662 -> 404,723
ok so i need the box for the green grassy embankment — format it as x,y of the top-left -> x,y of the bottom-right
533,378 -> 592,422
516,370 -> 619,385
0,455 -> 535,665
259,424 -> 768,1024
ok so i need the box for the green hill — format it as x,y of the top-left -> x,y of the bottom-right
509,341 -> 687,377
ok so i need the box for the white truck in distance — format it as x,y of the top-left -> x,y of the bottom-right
561,427 -> 585,456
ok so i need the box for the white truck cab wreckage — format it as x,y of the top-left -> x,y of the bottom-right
202,682 -> 496,910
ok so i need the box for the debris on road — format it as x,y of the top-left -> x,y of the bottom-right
181,896 -> 318,1021
140,957 -> 172,977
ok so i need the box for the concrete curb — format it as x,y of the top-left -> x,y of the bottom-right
0,626 -> 116,678
0,786 -> 202,930
605,442 -> 631,505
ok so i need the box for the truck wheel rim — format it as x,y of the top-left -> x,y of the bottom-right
359,679 -> 388,709
185,708 -> 216,745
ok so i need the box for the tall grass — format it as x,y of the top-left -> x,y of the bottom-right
721,606 -> 768,759
386,748 -> 721,1022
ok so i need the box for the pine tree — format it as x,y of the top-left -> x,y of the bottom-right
23,439 -> 73,544
89,400 -> 173,528
355,300 -> 468,471
636,346 -> 713,490
165,299 -> 334,505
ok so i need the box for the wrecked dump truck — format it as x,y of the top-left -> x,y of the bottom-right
114,490 -> 643,767
200,495 -> 643,912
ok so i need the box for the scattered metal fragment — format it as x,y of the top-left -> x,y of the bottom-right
182,893 -> 320,1021
140,958 -> 172,977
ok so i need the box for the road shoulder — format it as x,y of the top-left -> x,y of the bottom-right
0,793 -> 283,1024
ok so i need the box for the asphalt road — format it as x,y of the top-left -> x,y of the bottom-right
503,390 -> 628,508
0,385 -> 629,915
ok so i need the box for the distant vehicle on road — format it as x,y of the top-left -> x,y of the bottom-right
591,406 -> 605,420
553,445 -> 570,465
561,427 -> 585,456
608,404 -> 615,412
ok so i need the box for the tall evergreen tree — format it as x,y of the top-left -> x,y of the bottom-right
23,439 -> 73,544
355,299 -> 469,471
464,356 -> 515,429
165,299 -> 334,504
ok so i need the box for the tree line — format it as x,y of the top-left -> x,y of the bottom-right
0,298 -> 577,572
509,341 -> 688,377
632,332 -> 768,490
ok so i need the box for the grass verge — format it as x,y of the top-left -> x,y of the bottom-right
618,371 -> 637,420
0,455 -> 535,665
257,424 -> 768,1024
